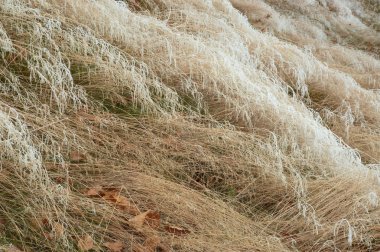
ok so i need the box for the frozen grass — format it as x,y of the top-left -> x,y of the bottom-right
0,0 -> 379,251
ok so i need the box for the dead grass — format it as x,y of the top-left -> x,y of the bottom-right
0,0 -> 379,251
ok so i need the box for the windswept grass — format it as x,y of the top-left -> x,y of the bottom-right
0,0 -> 379,251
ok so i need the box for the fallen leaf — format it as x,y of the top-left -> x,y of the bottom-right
84,114 -> 100,122
78,234 -> 94,251
53,176 -> 65,184
103,191 -> 139,215
30,217 -> 48,230
44,232 -> 53,240
53,176 -> 73,186
127,210 -> 160,229
104,241 -> 124,252
143,236 -> 160,251
101,190 -> 119,201
43,222 -> 65,240
85,186 -> 104,197
85,187 -> 140,214
165,225 -> 190,236
145,210 -> 160,229
129,210 -> 150,229
53,222 -> 64,238
70,151 -> 87,163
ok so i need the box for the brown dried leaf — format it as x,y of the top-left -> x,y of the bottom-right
127,210 -> 160,230
78,234 -> 94,251
53,176 -> 65,184
165,225 -> 190,236
44,232 -> 53,240
84,114 -> 100,122
104,241 -> 124,252
41,218 -> 49,226
29,217 -> 47,230
129,211 -> 149,229
145,211 -> 160,229
70,151 -> 87,163
85,186 -> 104,197
101,190 -> 117,201
115,196 -> 140,215
103,191 -> 139,215
53,222 -> 64,238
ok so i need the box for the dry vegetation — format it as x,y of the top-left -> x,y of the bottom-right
0,0 -> 379,251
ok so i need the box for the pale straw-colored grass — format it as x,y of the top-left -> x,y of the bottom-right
0,0 -> 379,251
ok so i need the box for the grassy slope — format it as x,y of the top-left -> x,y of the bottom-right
0,0 -> 379,251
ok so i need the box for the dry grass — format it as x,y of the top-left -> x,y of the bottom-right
0,0 -> 379,251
